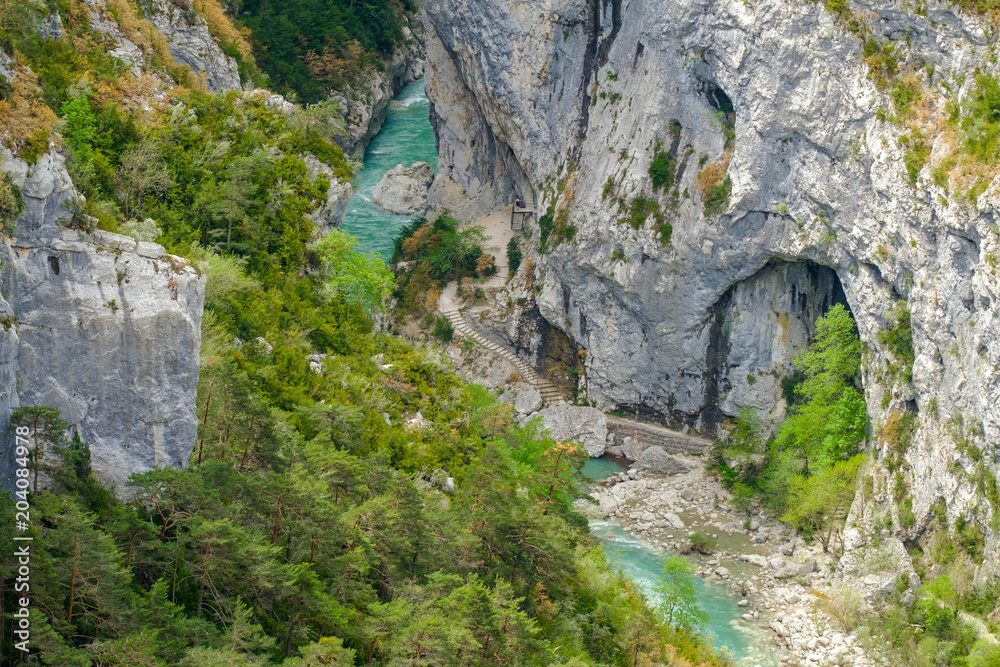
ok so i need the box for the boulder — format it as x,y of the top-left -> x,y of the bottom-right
514,388 -> 543,415
536,405 -> 608,457
621,435 -> 646,461
635,447 -> 688,475
797,558 -> 817,575
371,161 -> 434,215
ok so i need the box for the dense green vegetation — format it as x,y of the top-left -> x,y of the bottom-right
712,305 -> 868,526
238,0 -> 414,103
0,225 -> 728,666
824,558 -> 1000,667
390,216 -> 494,317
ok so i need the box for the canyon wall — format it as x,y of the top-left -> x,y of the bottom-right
423,0 -> 1000,568
0,150 -> 204,490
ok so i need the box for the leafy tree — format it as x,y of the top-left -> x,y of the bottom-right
313,229 -> 395,315
773,303 -> 867,476
781,454 -> 864,552
654,556 -> 708,633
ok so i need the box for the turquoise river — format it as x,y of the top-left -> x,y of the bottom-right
340,80 -> 438,259
343,80 -> 775,666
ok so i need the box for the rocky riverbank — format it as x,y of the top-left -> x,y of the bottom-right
578,457 -> 873,667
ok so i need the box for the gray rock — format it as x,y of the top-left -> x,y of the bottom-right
304,154 -> 353,234
741,554 -> 769,568
620,435 -> 645,461
536,404 -> 608,457
423,0 -> 1000,565
0,154 -> 204,491
144,0 -> 241,92
38,11 -> 63,41
664,512 -> 685,530
634,446 -> 688,475
714,566 -> 730,579
514,388 -> 543,415
797,558 -> 817,575
371,162 -> 434,215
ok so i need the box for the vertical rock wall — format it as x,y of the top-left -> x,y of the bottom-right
0,150 -> 204,490
423,0 -> 1000,567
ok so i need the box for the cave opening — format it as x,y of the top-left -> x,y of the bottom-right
699,259 -> 850,435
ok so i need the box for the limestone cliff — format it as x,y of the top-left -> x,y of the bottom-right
0,150 -> 204,489
423,0 -> 1000,567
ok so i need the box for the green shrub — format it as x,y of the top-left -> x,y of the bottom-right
432,315 -> 454,343
960,72 -> 1000,164
649,149 -> 677,191
624,195 -> 663,230
702,176 -> 731,216
0,173 -> 24,232
900,132 -> 931,183
877,300 -> 914,386
506,236 -> 522,274
683,532 -> 717,555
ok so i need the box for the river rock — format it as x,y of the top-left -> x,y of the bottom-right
741,554 -> 769,568
536,404 -> 608,457
620,435 -> 645,461
371,161 -> 434,215
634,446 -> 688,475
664,512 -> 685,530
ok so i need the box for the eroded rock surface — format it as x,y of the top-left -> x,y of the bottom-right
0,151 -> 204,490
424,0 -> 1000,568
143,0 -> 241,92
535,404 -> 608,456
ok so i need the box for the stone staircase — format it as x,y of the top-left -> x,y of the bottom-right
606,415 -> 713,455
441,308 -> 565,406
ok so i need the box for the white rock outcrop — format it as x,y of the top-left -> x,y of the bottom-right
535,404 -> 608,457
0,151 -> 204,489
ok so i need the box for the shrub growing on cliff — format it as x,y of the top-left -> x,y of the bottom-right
702,175 -> 732,217
649,148 -> 677,191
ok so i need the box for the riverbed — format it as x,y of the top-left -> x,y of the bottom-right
581,459 -> 779,667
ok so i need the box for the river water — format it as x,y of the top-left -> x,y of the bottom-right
346,80 -> 773,666
581,459 -> 777,667
340,80 -> 438,259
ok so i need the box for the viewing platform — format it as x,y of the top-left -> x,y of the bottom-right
511,194 -> 535,230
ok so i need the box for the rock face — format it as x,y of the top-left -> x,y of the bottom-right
371,162 -> 434,215
535,405 -> 608,457
0,151 -> 205,489
423,0 -> 1000,566
304,154 -> 353,234
635,447 -> 689,475
143,0 -> 241,92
